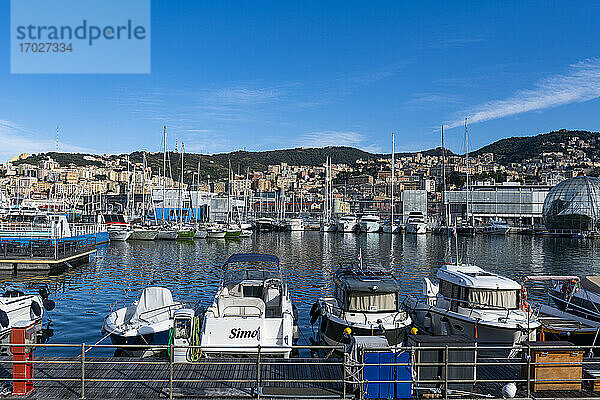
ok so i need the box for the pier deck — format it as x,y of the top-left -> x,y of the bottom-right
1,356 -> 600,399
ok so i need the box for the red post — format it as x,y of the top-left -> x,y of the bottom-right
10,321 -> 36,395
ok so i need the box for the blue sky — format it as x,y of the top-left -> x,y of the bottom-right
1,1 -> 600,160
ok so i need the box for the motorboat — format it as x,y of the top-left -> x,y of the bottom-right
200,253 -> 298,357
157,227 -> 178,240
105,214 -> 133,242
359,215 -> 381,233
337,215 -> 359,233
406,262 -> 540,356
321,220 -> 337,232
456,224 -> 476,237
311,265 -> 411,347
240,230 -> 253,238
256,217 -> 276,231
285,218 -> 305,231
548,276 -> 600,322
480,219 -> 510,235
129,227 -> 158,241
194,226 -> 208,239
405,211 -> 427,234
206,224 -> 226,239
0,288 -> 54,354
102,287 -> 184,353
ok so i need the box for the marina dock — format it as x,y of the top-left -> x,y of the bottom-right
4,344 -> 600,399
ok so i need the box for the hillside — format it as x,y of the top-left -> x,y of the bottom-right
473,130 -> 600,163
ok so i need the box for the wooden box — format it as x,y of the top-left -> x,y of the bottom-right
521,341 -> 583,391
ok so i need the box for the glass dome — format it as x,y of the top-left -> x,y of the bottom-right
543,176 -> 600,230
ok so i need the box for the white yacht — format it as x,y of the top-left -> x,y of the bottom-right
337,215 -> 359,233
194,226 -> 208,239
406,263 -> 539,355
359,215 -> 381,233
285,218 -> 305,231
311,265 -> 412,347
480,219 -> 510,235
157,226 -> 178,240
405,211 -> 427,234
256,217 -> 276,231
200,254 -> 298,357
104,214 -> 133,242
321,220 -> 337,232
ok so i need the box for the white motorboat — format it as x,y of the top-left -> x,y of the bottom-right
321,221 -> 337,232
200,253 -> 298,357
480,218 -> 510,235
129,227 -> 158,241
206,224 -> 227,239
105,214 -> 133,241
194,227 -> 208,239
102,287 -> 184,353
405,211 -> 427,234
240,222 -> 253,231
311,265 -> 412,347
157,227 -> 178,240
285,218 -> 305,231
406,262 -> 540,356
0,288 -> 54,354
547,276 -> 600,322
240,230 -> 253,238
359,215 -> 381,233
337,215 -> 359,233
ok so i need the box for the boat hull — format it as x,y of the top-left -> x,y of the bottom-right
337,221 -> 358,233
157,230 -> 178,240
109,229 -> 132,241
194,229 -> 208,239
382,224 -> 401,234
207,230 -> 226,239
359,222 -> 380,233
129,229 -> 158,241
406,223 -> 427,234
318,313 -> 408,347
177,230 -> 195,239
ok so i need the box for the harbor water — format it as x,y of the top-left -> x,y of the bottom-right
3,232 -> 600,356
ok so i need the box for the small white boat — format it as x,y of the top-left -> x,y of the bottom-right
359,215 -> 380,233
129,227 -> 158,241
0,288 -> 54,353
194,227 -> 208,239
337,215 -> 359,233
405,211 -> 427,234
406,262 -> 540,356
157,228 -> 178,240
240,230 -> 253,238
285,218 -> 305,231
206,225 -> 226,239
105,214 -> 133,241
200,253 -> 298,357
480,218 -> 510,235
102,287 -> 184,353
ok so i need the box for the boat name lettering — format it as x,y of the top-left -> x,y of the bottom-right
229,328 -> 259,340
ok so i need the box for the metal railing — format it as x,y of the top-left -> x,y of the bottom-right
0,236 -> 96,260
2,342 -> 600,399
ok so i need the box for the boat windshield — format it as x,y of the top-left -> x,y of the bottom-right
224,269 -> 278,283
348,292 -> 397,312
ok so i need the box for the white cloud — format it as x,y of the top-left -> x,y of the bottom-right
298,130 -> 382,152
448,58 -> 600,128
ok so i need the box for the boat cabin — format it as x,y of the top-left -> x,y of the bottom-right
432,264 -> 522,312
333,268 -> 400,313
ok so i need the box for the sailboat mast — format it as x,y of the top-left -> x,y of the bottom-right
180,142 -> 184,225
391,132 -> 395,225
465,117 -> 471,226
162,126 -> 167,223
442,125 -> 447,226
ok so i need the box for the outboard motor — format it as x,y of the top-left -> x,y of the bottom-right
173,309 -> 197,363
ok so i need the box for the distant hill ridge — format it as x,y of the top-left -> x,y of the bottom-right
12,130 -> 600,179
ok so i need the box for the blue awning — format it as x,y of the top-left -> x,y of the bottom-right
223,253 -> 280,267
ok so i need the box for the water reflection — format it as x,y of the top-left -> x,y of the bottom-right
0,232 -> 598,355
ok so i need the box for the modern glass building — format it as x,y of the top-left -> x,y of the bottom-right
542,176 -> 600,230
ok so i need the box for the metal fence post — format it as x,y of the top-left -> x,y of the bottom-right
444,345 -> 449,399
527,345 -> 531,398
170,343 -> 174,400
343,352 -> 347,399
256,345 -> 261,399
80,343 -> 85,399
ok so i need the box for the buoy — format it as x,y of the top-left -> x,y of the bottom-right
344,327 -> 352,336
502,382 -> 517,398
410,327 -> 419,335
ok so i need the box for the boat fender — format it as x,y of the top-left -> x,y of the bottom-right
292,304 -> 299,322
0,311 -> 8,328
424,312 -> 432,330
309,302 -> 320,317
39,287 -> 50,300
43,299 -> 56,311
31,301 -> 42,317
310,309 -> 320,325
